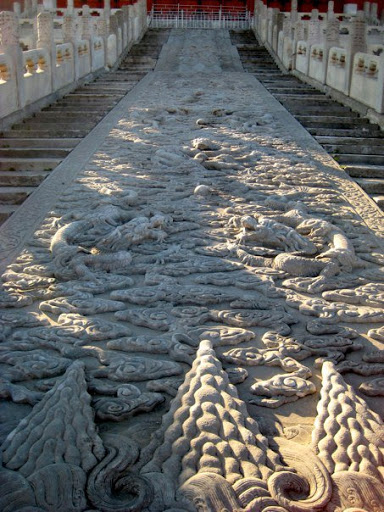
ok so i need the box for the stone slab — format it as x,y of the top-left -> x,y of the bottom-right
1,29 -> 384,512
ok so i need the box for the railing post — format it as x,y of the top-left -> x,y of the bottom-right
97,13 -> 108,68
115,9 -> 124,54
31,0 -> 38,17
0,11 -> 25,110
81,5 -> 95,72
13,2 -> 21,16
66,0 -> 74,14
104,0 -> 111,23
37,10 -> 56,90
24,0 -> 32,17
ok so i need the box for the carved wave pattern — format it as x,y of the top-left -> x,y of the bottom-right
1,57 -> 384,512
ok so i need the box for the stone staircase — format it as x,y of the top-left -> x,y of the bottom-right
231,30 -> 384,210
0,29 -> 171,226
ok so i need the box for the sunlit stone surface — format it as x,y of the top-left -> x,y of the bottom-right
1,29 -> 384,512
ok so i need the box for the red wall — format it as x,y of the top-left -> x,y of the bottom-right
1,0 -> 26,10
256,0 -> 382,15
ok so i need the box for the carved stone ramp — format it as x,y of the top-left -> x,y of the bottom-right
0,29 -> 171,226
231,29 -> 384,210
1,28 -> 384,512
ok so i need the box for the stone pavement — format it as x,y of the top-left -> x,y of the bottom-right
1,29 -> 384,511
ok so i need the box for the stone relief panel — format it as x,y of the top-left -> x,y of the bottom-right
0,67 -> 384,512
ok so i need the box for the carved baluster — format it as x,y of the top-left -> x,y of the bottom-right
116,9 -> 124,54
13,2 -> 21,16
348,10 -> 367,56
81,4 -> 94,70
104,0 -> 111,24
371,3 -> 379,22
66,0 -> 74,14
97,13 -> 108,69
23,0 -> 32,17
325,0 -> 340,51
62,11 -> 76,43
307,8 -> 322,47
363,1 -> 371,20
81,4 -> 92,41
127,3 -> 135,44
122,5 -> 130,47
31,0 -> 38,17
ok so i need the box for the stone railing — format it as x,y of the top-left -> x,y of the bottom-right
253,0 -> 384,116
0,0 -> 148,126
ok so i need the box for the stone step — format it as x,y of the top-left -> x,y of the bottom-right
239,49 -> 270,54
0,204 -> 18,224
308,127 -> 383,137
242,63 -> 276,67
267,87 -> 317,94
241,61 -> 275,66
241,60 -> 279,65
285,104 -> 345,114
12,121 -> 96,131
324,144 -> 384,155
119,66 -> 155,72
69,88 -> 125,94
246,69 -> 283,75
120,58 -> 155,65
99,77 -> 143,83
372,195 -> 384,208
262,78 -> 306,84
0,170 -> 49,186
93,80 -> 138,86
66,92 -> 122,99
56,96 -> 118,106
245,65 -> 282,70
279,98 -> 338,106
0,158 -> 62,171
0,138 -> 80,148
238,50 -> 272,55
77,86 -> 130,94
0,186 -> 35,204
236,45 -> 265,50
277,95 -> 339,103
290,109 -> 357,117
122,55 -> 156,63
81,80 -> 134,86
105,73 -> 145,80
355,178 -> 384,193
305,121 -> 373,130
336,153 -> 384,165
53,101 -> 118,109
315,136 -> 384,145
260,76 -> 297,81
1,129 -> 87,138
31,112 -> 104,121
345,165 -> 384,178
296,116 -> 369,126
0,148 -> 71,158
46,106 -> 108,113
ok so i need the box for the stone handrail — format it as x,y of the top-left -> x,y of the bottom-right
253,0 -> 384,117
0,0 -> 148,127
